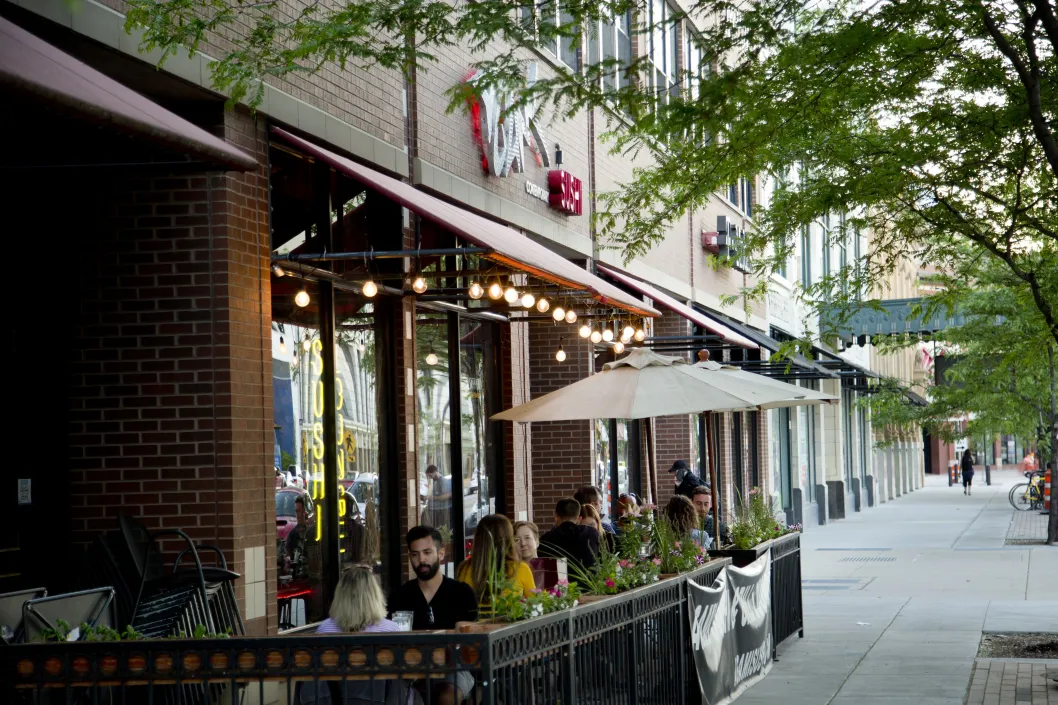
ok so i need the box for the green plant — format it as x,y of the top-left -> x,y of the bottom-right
652,514 -> 708,573
494,580 -> 582,622
728,488 -> 800,549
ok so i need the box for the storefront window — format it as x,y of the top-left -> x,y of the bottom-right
416,311 -> 455,572
459,320 -> 498,544
595,419 -> 612,514
615,420 -> 631,505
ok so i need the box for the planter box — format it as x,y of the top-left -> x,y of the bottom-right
707,538 -> 772,568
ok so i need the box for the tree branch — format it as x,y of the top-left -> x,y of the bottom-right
1028,0 -> 1058,54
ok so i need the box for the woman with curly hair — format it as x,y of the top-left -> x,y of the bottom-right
665,494 -> 711,549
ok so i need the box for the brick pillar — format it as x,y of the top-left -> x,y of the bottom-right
528,323 -> 593,529
653,312 -> 694,508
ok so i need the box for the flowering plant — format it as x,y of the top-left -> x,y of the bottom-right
615,556 -> 662,588
493,580 -> 582,622
652,513 -> 709,573
729,487 -> 801,549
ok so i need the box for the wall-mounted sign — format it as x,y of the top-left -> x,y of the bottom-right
465,65 -> 550,177
548,170 -> 582,216
526,181 -> 549,203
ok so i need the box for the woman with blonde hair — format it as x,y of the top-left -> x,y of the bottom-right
316,565 -> 398,634
457,514 -> 535,610
513,520 -> 540,561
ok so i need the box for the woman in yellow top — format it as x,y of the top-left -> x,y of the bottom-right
456,514 -> 535,614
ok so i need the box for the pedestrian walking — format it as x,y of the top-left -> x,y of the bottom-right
961,448 -> 975,495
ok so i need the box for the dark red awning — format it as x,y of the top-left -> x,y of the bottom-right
0,16 -> 257,172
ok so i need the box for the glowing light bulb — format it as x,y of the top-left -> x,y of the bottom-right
279,336 -> 287,355
555,346 -> 566,362
302,336 -> 312,352
488,282 -> 504,300
521,293 -> 536,309
634,329 -> 646,342
536,298 -> 550,313
579,324 -> 592,338
411,276 -> 427,294
552,306 -> 565,322
426,352 -> 438,366
614,341 -> 625,353
294,289 -> 310,307
362,280 -> 378,298
623,325 -> 635,340
504,286 -> 519,303
602,328 -> 614,342
469,282 -> 484,300
621,331 -> 632,344
273,264 -> 285,278
565,310 -> 577,324
590,330 -> 603,344
291,355 -> 298,367
358,343 -> 366,353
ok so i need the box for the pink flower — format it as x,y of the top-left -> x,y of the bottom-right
618,559 -> 631,568
557,580 -> 568,586
605,578 -> 616,588
652,558 -> 662,566
673,541 -> 681,549
530,588 -> 542,594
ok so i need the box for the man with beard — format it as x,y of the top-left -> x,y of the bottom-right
389,526 -> 478,704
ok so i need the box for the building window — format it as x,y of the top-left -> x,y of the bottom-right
595,418 -> 639,522
537,0 -> 581,70
820,214 -> 831,284
649,0 -> 678,108
800,226 -> 811,286
742,178 -> 754,218
732,413 -> 745,505
853,225 -> 863,300
589,11 -> 632,90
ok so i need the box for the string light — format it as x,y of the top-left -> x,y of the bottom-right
590,330 -> 603,344
536,298 -> 550,313
564,309 -> 577,324
614,341 -> 625,353
579,324 -> 592,338
469,282 -> 484,299
634,328 -> 646,342
426,350 -> 438,366
272,264 -> 286,278
552,306 -> 566,322
362,280 -> 378,298
279,336 -> 287,355
488,282 -> 504,300
504,286 -> 519,303
602,328 -> 614,342
555,346 -> 566,362
521,293 -> 536,309
622,325 -> 635,340
411,276 -> 428,294
295,289 -> 310,307
291,355 -> 298,368
303,335 -> 312,352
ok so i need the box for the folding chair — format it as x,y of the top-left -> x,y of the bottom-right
21,587 -> 116,643
0,587 -> 46,643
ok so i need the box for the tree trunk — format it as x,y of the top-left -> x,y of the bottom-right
1045,346 -> 1058,544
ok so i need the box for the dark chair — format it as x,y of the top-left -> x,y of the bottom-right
0,587 -> 46,643
295,677 -> 408,705
21,587 -> 115,643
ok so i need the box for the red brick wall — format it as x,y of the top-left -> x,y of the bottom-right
527,322 -> 593,529
65,107 -> 274,633
652,313 -> 694,507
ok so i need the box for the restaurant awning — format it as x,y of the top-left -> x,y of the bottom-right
272,127 -> 658,318
596,264 -> 757,349
0,16 -> 258,172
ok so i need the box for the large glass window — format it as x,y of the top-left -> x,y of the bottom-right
649,0 -> 678,108
459,319 -> 499,543
416,311 -> 455,572
800,227 -> 812,286
732,413 -> 745,505
595,418 -> 637,521
590,11 -> 631,90
540,0 -> 581,69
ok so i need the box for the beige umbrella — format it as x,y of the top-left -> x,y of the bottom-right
492,347 -> 836,522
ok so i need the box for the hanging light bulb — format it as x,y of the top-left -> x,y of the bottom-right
362,280 -> 378,298
536,298 -> 550,313
426,351 -> 438,366
564,309 -> 577,324
555,346 -> 567,362
294,289 -> 311,307
634,328 -> 646,342
614,341 -> 625,354
622,325 -> 635,340
620,329 -> 632,344
552,306 -> 565,322
504,286 -> 519,303
590,330 -> 603,344
272,264 -> 286,278
291,354 -> 298,368
602,328 -> 614,342
358,342 -> 366,353
279,336 -> 287,355
469,282 -> 485,300
488,282 -> 504,300
579,324 -> 592,338
411,276 -> 428,294
521,292 -> 536,309
302,335 -> 312,352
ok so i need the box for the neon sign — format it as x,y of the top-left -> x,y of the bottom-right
547,170 -> 583,216
305,337 -> 349,551
465,64 -> 550,177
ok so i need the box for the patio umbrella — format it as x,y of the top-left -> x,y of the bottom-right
492,347 -> 836,530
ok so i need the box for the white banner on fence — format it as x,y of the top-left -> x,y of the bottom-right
687,552 -> 773,705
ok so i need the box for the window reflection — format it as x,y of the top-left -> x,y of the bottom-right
595,419 -> 612,514
416,312 -> 454,572
459,320 -> 497,546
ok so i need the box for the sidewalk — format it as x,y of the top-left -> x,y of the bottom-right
1007,510 -> 1050,544
735,470 -> 1058,705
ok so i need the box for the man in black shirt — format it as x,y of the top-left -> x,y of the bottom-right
539,498 -> 601,570
389,526 -> 476,705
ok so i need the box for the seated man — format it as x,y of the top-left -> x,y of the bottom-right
690,485 -> 730,546
539,498 -> 600,570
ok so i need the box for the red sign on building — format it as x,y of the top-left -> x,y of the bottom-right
547,170 -> 583,216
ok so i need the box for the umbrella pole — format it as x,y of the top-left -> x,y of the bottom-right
646,418 -> 657,505
706,411 -> 720,547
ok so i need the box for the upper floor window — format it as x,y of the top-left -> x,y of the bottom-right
800,226 -> 811,286
589,11 -> 632,90
536,0 -> 581,70
820,214 -> 831,283
649,0 -> 678,108
853,225 -> 862,300
837,212 -> 848,295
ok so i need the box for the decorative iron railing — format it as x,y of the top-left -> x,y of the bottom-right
769,532 -> 804,657
3,559 -> 734,705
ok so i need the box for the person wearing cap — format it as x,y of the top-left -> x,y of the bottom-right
669,459 -> 707,500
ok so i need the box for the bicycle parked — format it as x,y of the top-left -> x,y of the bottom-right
1008,470 -> 1045,511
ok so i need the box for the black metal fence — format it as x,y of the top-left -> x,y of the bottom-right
3,559 -> 734,705
769,532 -> 803,657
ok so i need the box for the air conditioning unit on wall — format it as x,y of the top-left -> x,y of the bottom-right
701,231 -> 721,254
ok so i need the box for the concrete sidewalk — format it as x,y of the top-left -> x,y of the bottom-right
735,470 -> 1057,705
